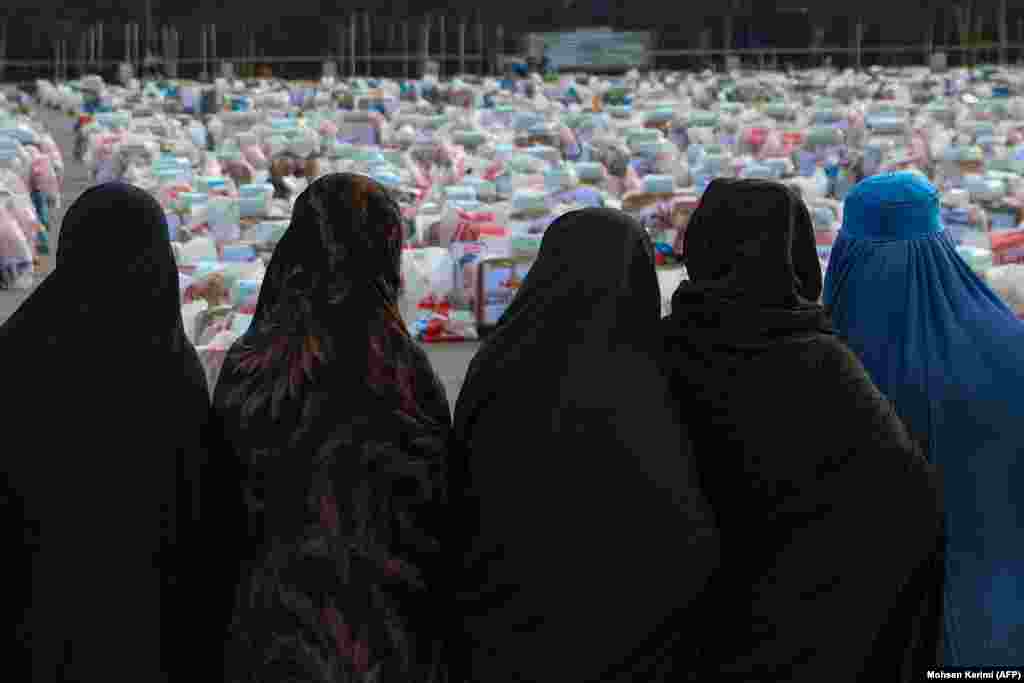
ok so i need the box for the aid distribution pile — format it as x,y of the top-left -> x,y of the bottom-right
8,65 -> 1024,388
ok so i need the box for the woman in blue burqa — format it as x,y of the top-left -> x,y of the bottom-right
824,171 -> 1024,666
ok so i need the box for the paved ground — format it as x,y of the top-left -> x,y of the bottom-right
0,95 -> 480,409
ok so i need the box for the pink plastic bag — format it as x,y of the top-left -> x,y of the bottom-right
623,164 -> 643,194
482,159 -> 506,182
910,132 -> 930,168
223,158 -> 256,184
241,144 -> 268,169
557,124 -> 580,158
759,131 -> 785,159
40,134 -> 63,168
319,120 -> 339,138
440,142 -> 467,185
454,208 -> 497,226
204,157 -> 223,177
406,156 -> 431,189
31,157 -> 60,199
157,183 -> 194,209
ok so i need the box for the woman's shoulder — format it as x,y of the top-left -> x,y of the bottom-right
795,333 -> 880,383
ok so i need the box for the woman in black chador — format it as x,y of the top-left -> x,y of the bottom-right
662,178 -> 946,681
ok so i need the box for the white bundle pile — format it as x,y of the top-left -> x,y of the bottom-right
117,134 -> 159,161
0,136 -> 30,180
0,124 -> 39,146
985,264 -> 1024,314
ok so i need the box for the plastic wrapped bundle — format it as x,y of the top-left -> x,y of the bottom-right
246,220 -> 290,245
180,300 -> 209,344
626,128 -> 664,153
763,102 -> 794,121
865,114 -> 908,135
443,184 -> 477,204
642,174 -> 676,195
806,127 -> 844,149
574,161 -> 607,186
238,184 -> 273,218
241,144 -> 268,169
644,106 -> 676,127
544,164 -> 579,193
691,153 -> 723,179
687,110 -> 719,130
5,193 -> 42,239
984,263 -> 1024,313
0,169 -> 28,196
957,245 -> 994,274
178,236 -> 219,266
0,204 -> 34,289
811,107 -> 845,126
452,129 -> 488,150
0,125 -> 38,145
38,133 -> 63,178
30,156 -> 59,201
963,174 -> 1006,203
810,204 -> 839,230
740,162 -> 779,180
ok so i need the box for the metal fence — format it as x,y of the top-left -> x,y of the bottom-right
4,44 -> 1024,85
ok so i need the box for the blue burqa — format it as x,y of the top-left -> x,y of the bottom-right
824,172 -> 1024,666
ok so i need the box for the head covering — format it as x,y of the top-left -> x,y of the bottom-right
452,209 -> 719,683
673,178 -> 832,348
5,182 -> 185,346
0,183 -> 213,681
212,173 -> 451,681
224,172 -> 409,420
662,177 -> 945,681
824,171 -> 1024,666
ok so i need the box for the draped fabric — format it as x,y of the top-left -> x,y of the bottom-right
0,183 -> 215,682
664,178 -> 946,681
452,209 -> 719,683
212,173 -> 452,682
672,177 -> 833,348
824,171 -> 1024,666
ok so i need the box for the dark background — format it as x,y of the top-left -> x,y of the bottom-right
3,1 -> 1024,74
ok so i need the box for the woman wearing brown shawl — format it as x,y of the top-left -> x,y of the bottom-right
211,173 -> 452,682
662,178 -> 946,681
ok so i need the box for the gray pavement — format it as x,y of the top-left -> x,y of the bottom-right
0,96 -> 479,409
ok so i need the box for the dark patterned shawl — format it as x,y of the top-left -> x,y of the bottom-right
211,173 -> 451,683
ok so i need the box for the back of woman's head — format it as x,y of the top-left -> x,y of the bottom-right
56,182 -> 180,322
222,173 -> 411,419
495,208 -> 660,349
252,172 -> 405,323
682,178 -> 822,307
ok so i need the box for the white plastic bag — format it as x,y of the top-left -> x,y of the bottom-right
179,236 -> 218,265
400,247 -> 448,324
181,300 -> 209,345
